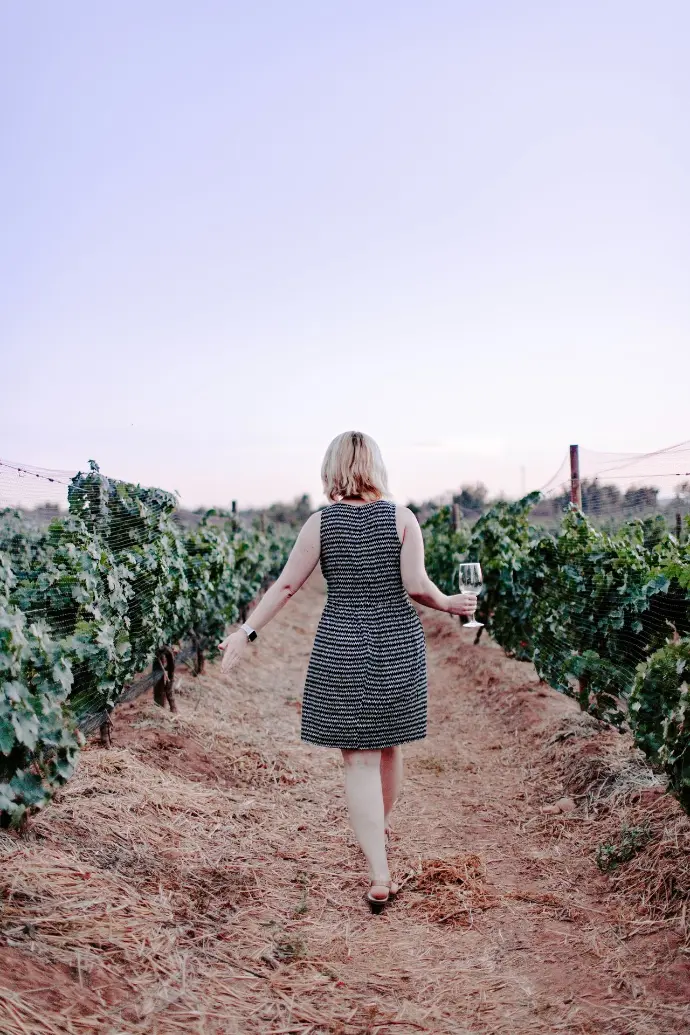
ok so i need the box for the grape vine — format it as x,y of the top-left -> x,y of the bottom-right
0,463 -> 294,825
425,501 -> 690,804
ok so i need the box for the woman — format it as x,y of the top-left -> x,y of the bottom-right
219,431 -> 476,911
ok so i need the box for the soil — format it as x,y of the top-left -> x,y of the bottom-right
1,570 -> 689,1034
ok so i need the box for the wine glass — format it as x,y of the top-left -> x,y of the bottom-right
458,562 -> 484,628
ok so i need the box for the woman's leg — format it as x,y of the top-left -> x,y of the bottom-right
341,749 -> 390,892
380,745 -> 403,831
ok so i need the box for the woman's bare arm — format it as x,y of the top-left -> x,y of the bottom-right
219,511 -> 321,671
241,510 -> 321,631
397,506 -> 476,615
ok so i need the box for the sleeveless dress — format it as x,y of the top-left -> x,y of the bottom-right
301,500 -> 428,750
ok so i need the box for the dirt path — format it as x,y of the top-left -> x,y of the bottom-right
1,572 -> 689,1035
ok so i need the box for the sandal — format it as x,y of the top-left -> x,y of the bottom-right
365,879 -> 399,914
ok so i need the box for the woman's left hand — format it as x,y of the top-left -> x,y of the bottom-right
218,630 -> 250,674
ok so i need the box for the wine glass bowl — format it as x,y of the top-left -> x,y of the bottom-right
458,562 -> 484,629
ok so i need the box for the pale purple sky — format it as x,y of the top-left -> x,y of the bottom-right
2,1 -> 689,509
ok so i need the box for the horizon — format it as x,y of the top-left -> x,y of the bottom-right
2,443 -> 688,514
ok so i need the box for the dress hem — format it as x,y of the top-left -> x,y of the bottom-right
300,732 -> 427,750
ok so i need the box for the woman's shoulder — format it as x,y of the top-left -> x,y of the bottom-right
390,502 -> 418,538
389,501 -> 416,520
293,510 -> 322,540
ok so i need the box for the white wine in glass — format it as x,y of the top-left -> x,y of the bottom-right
458,562 -> 484,629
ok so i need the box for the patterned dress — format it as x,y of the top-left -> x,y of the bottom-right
301,499 -> 428,750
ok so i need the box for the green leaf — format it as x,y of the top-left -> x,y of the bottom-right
9,769 -> 47,806
0,717 -> 15,754
0,782 -> 15,812
11,708 -> 40,750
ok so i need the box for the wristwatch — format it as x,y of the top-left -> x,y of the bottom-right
241,623 -> 257,642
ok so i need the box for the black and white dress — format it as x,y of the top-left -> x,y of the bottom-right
301,500 -> 428,750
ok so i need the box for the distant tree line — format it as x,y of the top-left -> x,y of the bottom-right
14,479 -> 690,536
408,479 -> 690,529
407,483 -> 492,526
531,479 -> 690,521
240,494 -> 314,531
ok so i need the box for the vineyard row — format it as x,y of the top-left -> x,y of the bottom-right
3,471 -> 690,827
0,463 -> 293,825
423,499 -> 690,808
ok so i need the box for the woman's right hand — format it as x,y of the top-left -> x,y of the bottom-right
218,629 -> 250,674
446,592 -> 478,616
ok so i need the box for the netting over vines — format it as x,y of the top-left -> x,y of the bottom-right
422,443 -> 690,809
538,441 -> 690,519
0,460 -> 294,825
4,442 -> 690,823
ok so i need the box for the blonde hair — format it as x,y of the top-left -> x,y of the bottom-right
321,431 -> 389,503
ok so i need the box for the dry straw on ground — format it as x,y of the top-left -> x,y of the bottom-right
402,854 -> 498,927
1,574 -> 690,1034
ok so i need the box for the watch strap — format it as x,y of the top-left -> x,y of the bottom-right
241,623 -> 257,642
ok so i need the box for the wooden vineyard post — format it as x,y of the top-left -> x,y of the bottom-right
100,713 -> 113,749
677,512 -> 683,543
570,444 -> 582,509
153,647 -> 178,713
190,631 -> 205,675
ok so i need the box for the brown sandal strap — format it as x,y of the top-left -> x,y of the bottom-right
368,879 -> 398,897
